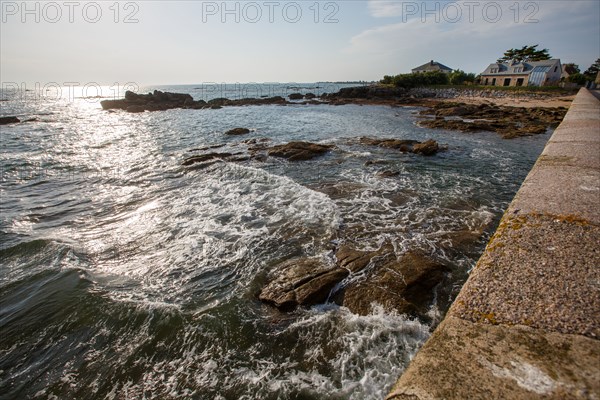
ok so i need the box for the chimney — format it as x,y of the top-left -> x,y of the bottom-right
430,60 -> 434,65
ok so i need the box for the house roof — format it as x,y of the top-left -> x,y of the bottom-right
481,59 -> 561,76
412,60 -> 453,72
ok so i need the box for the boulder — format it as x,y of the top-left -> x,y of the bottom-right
339,250 -> 450,317
259,258 -> 349,311
267,141 -> 333,161
412,139 -> 440,156
288,93 -> 304,100
304,93 -> 317,99
360,137 -> 419,151
225,128 -> 250,136
360,137 -> 440,155
0,116 -> 20,125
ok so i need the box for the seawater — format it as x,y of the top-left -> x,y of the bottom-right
0,84 -> 550,399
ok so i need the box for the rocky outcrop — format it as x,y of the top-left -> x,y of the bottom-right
101,91 -> 290,113
0,116 -> 20,125
419,102 -> 566,139
288,93 -> 304,100
101,90 -> 201,112
338,249 -> 450,317
267,142 -> 333,161
225,128 -> 250,136
412,139 -> 440,156
360,137 -> 442,155
323,85 -> 408,100
258,241 -> 450,319
258,258 -> 349,311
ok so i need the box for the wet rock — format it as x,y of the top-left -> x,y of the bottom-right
360,137 -> 419,152
182,152 -> 235,166
336,242 -> 395,273
225,127 -> 250,136
304,93 -> 316,99
412,139 -> 440,156
418,101 -> 567,139
0,116 -> 20,125
210,105 -> 222,110
360,137 -> 440,155
126,105 -> 146,113
267,141 -> 333,161
288,93 -> 304,100
259,258 -> 349,311
364,160 -> 389,167
339,250 -> 450,317
377,170 -> 400,178
309,182 -> 368,200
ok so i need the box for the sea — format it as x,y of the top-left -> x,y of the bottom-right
0,83 -> 551,399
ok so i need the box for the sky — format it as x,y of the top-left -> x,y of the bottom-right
1,0 -> 599,86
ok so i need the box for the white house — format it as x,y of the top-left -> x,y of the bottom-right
480,59 -> 562,87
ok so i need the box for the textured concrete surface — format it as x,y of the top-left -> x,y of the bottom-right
388,88 -> 600,399
387,317 -> 600,400
451,213 -> 600,338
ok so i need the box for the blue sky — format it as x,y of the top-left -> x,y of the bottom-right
1,0 -> 599,85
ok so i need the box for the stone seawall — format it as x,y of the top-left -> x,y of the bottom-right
387,88 -> 600,400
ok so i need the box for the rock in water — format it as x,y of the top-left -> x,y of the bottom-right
412,139 -> 440,156
360,137 -> 440,156
288,93 -> 304,100
339,250 -> 450,317
259,258 -> 349,311
0,116 -> 20,125
225,128 -> 250,135
267,142 -> 333,161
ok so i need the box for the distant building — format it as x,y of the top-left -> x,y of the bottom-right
480,59 -> 562,87
412,60 -> 453,74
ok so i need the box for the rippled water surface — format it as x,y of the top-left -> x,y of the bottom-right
0,84 -> 550,399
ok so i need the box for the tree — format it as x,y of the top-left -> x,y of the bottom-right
562,63 -> 580,75
584,58 -> 600,78
567,73 -> 587,85
389,71 -> 449,88
380,75 -> 394,85
449,70 -> 477,85
497,45 -> 551,64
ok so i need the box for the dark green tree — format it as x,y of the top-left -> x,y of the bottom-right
449,70 -> 477,85
380,75 -> 394,85
584,58 -> 600,78
567,73 -> 587,85
562,63 -> 580,74
497,45 -> 551,64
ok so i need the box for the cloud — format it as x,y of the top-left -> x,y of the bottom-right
348,0 -> 600,75
367,1 -> 406,18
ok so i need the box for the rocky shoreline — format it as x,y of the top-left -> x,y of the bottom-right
95,86 -> 569,139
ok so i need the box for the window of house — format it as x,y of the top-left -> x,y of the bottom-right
554,66 -> 558,72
